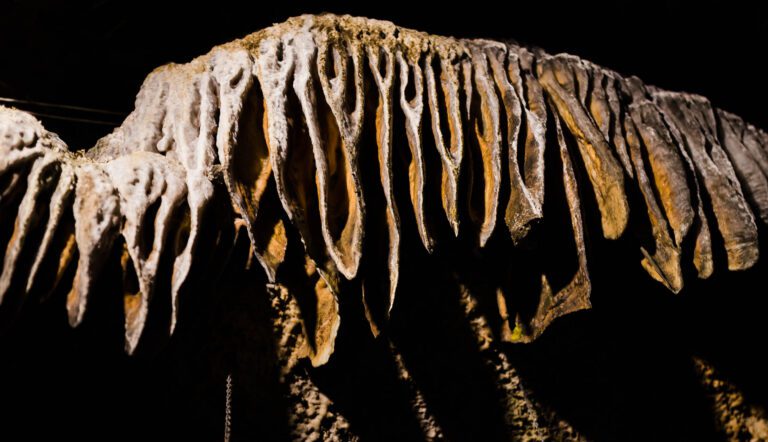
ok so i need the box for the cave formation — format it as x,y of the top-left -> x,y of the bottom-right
1,14 -> 767,441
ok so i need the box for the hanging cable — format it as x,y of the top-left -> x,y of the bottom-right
0,96 -> 126,116
19,110 -> 119,126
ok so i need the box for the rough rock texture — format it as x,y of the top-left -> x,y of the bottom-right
2,14 -> 768,441
694,357 -> 768,441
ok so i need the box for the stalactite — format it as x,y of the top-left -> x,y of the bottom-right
2,19 -> 768,431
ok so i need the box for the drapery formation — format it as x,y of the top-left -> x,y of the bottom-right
1,14 -> 766,363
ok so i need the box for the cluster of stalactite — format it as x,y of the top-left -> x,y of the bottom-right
2,14 -> 767,367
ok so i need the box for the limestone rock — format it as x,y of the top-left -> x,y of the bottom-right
2,14 -> 768,440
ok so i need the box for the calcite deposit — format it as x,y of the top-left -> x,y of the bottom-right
2,14 -> 767,440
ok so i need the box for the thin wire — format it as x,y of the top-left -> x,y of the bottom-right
0,96 -> 126,116
21,110 -> 119,126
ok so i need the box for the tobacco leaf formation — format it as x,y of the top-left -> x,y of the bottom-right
2,13 -> 767,398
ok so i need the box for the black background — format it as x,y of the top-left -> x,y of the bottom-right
1,1 -> 767,441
